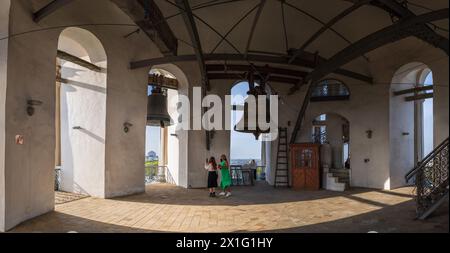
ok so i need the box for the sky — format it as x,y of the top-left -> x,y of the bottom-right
146,126 -> 161,157
230,82 -> 262,160
145,81 -> 262,160
422,72 -> 433,156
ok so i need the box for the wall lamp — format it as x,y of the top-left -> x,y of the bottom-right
124,122 -> 133,133
27,99 -> 43,116
366,130 -> 373,139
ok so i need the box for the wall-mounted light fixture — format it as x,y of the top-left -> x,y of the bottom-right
123,122 -> 133,133
366,130 -> 373,139
27,99 -> 43,116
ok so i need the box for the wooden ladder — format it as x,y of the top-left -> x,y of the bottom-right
274,128 -> 290,188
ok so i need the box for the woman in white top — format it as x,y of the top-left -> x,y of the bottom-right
205,157 -> 218,197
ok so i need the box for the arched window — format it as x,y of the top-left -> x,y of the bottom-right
311,79 -> 350,102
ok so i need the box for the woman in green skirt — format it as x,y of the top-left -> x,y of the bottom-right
218,154 -> 232,197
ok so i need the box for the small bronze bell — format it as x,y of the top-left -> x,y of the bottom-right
147,87 -> 172,128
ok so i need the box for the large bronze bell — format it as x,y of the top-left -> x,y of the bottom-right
147,87 -> 172,128
234,85 -> 271,140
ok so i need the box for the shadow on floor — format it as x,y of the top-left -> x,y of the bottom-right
257,199 -> 449,233
113,182 -> 409,207
10,199 -> 448,233
11,212 -> 157,233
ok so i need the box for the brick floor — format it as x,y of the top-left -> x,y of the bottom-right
10,183 -> 449,233
55,191 -> 89,205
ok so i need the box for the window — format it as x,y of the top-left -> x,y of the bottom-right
311,79 -> 350,102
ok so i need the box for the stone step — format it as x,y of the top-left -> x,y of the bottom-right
326,175 -> 346,192
332,173 -> 350,179
329,170 -> 350,175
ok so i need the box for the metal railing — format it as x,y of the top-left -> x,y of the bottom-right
230,165 -> 266,186
55,167 -> 61,191
312,131 -> 327,144
406,137 -> 449,219
145,165 -> 169,184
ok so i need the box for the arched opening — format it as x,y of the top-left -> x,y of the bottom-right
420,70 -> 434,157
230,81 -> 264,184
389,62 -> 434,189
146,65 -> 188,188
311,113 -> 350,191
56,27 -> 107,199
311,79 -> 351,102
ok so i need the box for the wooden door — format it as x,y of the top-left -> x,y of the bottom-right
291,144 -> 320,190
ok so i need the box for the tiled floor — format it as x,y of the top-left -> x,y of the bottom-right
11,183 -> 448,233
55,191 -> 89,205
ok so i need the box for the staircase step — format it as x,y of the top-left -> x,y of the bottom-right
419,192 -> 449,220
329,169 -> 350,174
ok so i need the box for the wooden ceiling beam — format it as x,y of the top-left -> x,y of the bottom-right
110,0 -> 178,56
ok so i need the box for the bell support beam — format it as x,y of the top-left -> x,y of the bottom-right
377,0 -> 449,55
289,0 -> 371,63
110,0 -> 178,56
57,50 -> 104,72
33,0 -> 75,22
207,73 -> 302,85
289,8 -> 449,144
343,0 -> 449,55
305,8 -> 449,84
245,0 -> 267,57
174,0 -> 212,150
175,0 -> 210,90
393,86 -> 433,96
206,64 -> 308,78
130,53 -> 373,84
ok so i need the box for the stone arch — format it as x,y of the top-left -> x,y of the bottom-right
311,112 -> 350,168
57,27 -> 108,197
148,63 -> 189,188
389,61 -> 433,189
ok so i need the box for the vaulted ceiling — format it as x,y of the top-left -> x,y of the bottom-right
28,0 -> 449,83
154,0 -> 448,74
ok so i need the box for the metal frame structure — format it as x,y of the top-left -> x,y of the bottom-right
33,0 -> 75,22
290,8 -> 449,143
30,0 -> 449,149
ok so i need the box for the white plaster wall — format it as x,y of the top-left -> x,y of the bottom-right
187,76 -> 231,189
0,0 -> 447,232
167,89 -> 180,185
0,0 -> 11,231
369,37 -> 449,189
389,64 -> 417,189
273,72 -> 391,189
1,0 -> 160,230
58,33 -> 107,198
